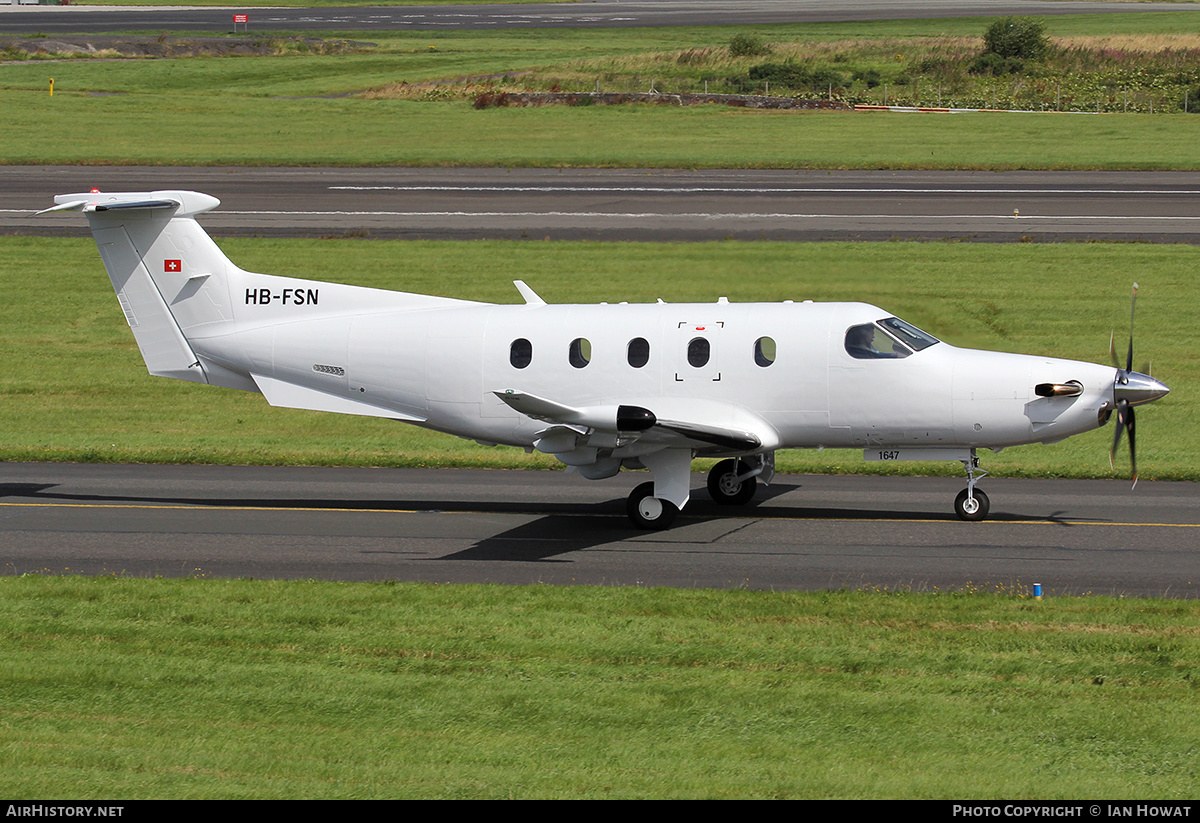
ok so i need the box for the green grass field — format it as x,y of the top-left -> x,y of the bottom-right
3,14 -> 1200,168
7,92 -> 1200,169
1,576 -> 1196,799
1,236 -> 1194,480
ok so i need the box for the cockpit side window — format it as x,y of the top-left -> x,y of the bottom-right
845,323 -> 912,360
878,317 -> 939,351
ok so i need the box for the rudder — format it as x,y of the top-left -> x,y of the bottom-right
48,190 -> 239,384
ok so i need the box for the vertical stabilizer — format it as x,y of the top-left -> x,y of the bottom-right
49,190 -> 237,384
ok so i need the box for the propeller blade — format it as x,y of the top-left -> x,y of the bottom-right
1109,399 -> 1138,488
1127,283 -> 1138,374
1128,403 -> 1137,489
1110,398 -> 1126,469
1106,283 -> 1162,489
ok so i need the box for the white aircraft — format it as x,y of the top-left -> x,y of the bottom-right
43,189 -> 1170,529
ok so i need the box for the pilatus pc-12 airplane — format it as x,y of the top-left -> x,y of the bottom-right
43,190 -> 1169,529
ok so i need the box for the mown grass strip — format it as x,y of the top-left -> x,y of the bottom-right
0,576 -> 1197,799
1,236 -> 1195,479
3,14 -> 1200,169
5,85 -> 1200,170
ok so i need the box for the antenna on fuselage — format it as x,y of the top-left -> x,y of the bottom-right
513,280 -> 546,306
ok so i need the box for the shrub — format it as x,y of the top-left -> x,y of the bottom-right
853,68 -> 882,88
1184,85 -> 1200,113
982,16 -> 1049,61
728,33 -> 771,58
969,52 -> 1025,76
747,62 -> 845,92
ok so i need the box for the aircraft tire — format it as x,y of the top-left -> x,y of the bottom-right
954,488 -> 990,522
707,459 -> 757,506
627,481 -> 679,529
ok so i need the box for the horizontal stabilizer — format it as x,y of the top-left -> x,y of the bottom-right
48,190 -> 221,219
35,200 -> 90,215
92,199 -> 181,213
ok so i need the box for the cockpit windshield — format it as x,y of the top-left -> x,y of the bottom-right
844,317 -> 940,360
878,317 -> 940,351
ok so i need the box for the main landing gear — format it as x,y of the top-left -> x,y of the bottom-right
627,481 -> 679,529
706,458 -> 759,506
626,453 -> 772,529
954,450 -> 990,521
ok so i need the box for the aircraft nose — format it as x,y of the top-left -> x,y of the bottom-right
1115,371 -> 1170,407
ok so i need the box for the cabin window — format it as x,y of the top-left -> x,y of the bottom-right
687,337 -> 710,368
569,337 -> 591,369
627,337 -> 650,368
510,338 -> 533,369
844,323 -> 911,360
754,336 -> 776,367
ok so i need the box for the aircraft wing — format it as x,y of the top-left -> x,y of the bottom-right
493,389 -> 776,456
650,418 -> 761,452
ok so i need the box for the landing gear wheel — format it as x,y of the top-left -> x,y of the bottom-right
707,459 -> 757,506
954,488 -> 990,522
627,481 -> 679,530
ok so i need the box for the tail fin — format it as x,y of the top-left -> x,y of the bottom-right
48,190 -> 238,385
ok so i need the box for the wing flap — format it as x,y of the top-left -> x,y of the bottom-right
654,419 -> 761,452
495,389 -> 778,455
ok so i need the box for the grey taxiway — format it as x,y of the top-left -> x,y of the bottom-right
7,166 -> 1200,243
3,463 -> 1198,596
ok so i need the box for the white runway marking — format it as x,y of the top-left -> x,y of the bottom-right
329,185 -> 1200,196
215,210 -> 1200,222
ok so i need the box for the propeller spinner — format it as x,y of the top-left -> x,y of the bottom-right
1108,283 -> 1170,487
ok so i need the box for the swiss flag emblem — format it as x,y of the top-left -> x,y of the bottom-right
164,259 -> 182,272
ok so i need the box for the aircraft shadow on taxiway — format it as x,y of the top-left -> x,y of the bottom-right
2,481 -> 1091,565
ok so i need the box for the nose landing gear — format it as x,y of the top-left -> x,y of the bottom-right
954,451 -> 990,521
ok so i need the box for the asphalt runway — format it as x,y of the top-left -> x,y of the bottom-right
7,166 -> 1200,242
2,463 -> 1197,596
2,2 -> 1196,35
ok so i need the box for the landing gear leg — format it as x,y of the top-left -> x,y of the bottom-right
954,450 -> 990,521
626,448 -> 692,530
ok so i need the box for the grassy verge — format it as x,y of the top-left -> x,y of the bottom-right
6,91 -> 1200,169
0,576 -> 1197,799
2,236 -> 1194,480
3,15 -> 1200,169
